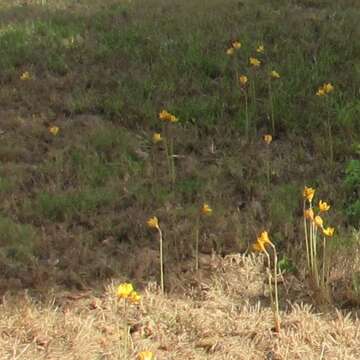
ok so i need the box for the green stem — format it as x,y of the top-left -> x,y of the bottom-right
244,90 -> 249,141
303,202 -> 310,270
271,244 -> 280,333
195,215 -> 200,271
327,115 -> 333,168
322,236 -> 327,286
158,227 -> 164,294
268,79 -> 275,137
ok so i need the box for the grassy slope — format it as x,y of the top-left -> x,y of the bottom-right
0,0 -> 359,301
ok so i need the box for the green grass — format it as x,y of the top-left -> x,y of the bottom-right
0,0 -> 359,296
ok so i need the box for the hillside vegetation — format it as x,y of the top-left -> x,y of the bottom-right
0,0 -> 360,358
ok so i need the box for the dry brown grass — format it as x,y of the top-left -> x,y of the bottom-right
1,254 -> 359,360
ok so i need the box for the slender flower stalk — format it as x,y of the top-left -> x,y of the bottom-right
147,217 -> 165,293
263,134 -> 272,188
159,110 -> 178,185
268,70 -> 280,136
116,283 -> 141,359
252,231 -> 280,332
194,204 -> 212,271
239,75 -> 249,141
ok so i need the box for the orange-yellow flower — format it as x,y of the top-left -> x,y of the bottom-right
20,71 -> 31,80
323,83 -> 334,94
129,291 -> 141,304
116,283 -> 134,299
147,217 -> 159,229
252,240 -> 265,252
249,57 -> 261,67
49,126 -> 60,136
263,134 -> 272,145
270,70 -> 280,79
314,215 -> 324,229
239,75 -> 248,86
316,88 -> 326,96
304,208 -> 314,221
226,47 -> 235,55
232,41 -> 241,49
259,231 -> 272,246
201,203 -> 212,215
256,45 -> 265,53
319,200 -> 330,212
152,132 -> 162,144
159,110 -> 178,123
138,351 -> 155,360
323,227 -> 335,237
303,186 -> 315,203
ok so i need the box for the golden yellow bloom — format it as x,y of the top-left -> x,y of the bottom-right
319,200 -> 330,212
239,75 -> 248,86
20,71 -> 31,80
314,215 -> 324,229
249,57 -> 261,67
147,217 -> 159,229
252,240 -> 265,252
323,227 -> 335,237
232,41 -> 241,49
138,351 -> 155,360
129,291 -> 141,304
116,283 -> 134,299
270,70 -> 280,79
152,132 -> 162,143
263,134 -> 272,145
49,126 -> 60,136
323,83 -> 334,94
316,88 -> 326,97
226,47 -> 235,55
304,208 -> 314,221
201,203 -> 212,215
259,231 -> 272,246
256,45 -> 265,53
159,110 -> 178,123
303,186 -> 315,202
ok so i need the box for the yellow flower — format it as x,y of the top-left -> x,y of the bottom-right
259,231 -> 272,246
263,134 -> 272,144
201,203 -> 212,215
147,217 -> 159,229
303,186 -> 315,203
319,200 -> 330,212
49,126 -> 60,136
256,45 -> 265,53
252,240 -> 265,252
129,291 -> 141,304
159,110 -> 178,123
152,132 -> 162,143
138,351 -> 155,360
116,283 -> 134,299
316,88 -> 326,97
314,215 -> 324,229
249,57 -> 261,67
226,47 -> 235,55
239,75 -> 248,86
323,83 -> 334,94
304,208 -> 314,221
270,70 -> 280,79
232,41 -> 241,49
323,227 -> 335,237
20,71 -> 31,80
